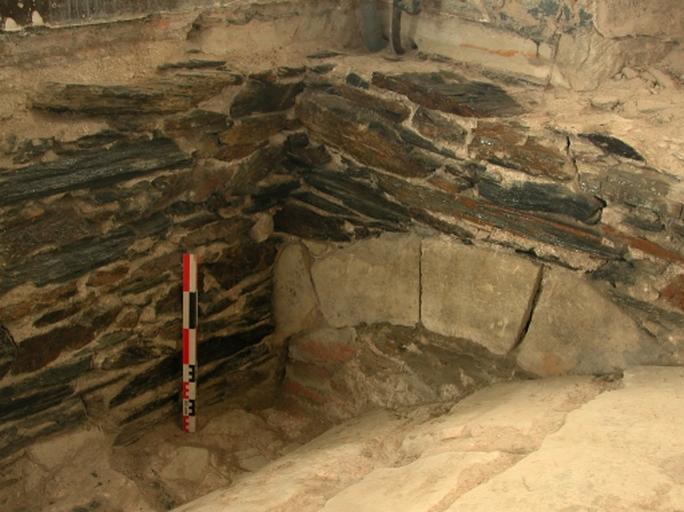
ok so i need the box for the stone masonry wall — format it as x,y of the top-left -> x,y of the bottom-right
2,0 -> 684,461
0,58 -> 317,459
376,0 -> 684,90
268,55 -> 684,420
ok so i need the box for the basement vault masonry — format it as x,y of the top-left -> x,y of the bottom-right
0,1 -> 683,511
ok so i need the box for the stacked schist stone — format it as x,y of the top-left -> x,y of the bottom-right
0,61 -> 310,457
269,57 -> 684,422
1,52 -> 683,456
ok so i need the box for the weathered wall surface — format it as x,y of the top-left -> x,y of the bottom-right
377,0 -> 684,90
0,0 -> 357,461
269,55 -> 684,420
1,0 -> 683,472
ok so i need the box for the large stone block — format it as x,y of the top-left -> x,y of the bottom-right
516,268 -> 650,376
273,244 -> 320,339
311,234 -> 421,327
421,239 -> 541,355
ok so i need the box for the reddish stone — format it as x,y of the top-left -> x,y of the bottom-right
661,274 -> 684,312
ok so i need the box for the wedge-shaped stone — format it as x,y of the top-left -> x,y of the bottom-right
478,175 -> 604,223
311,234 -> 421,327
230,77 -> 304,118
517,268 -> 651,376
296,90 -> 439,178
32,72 -> 242,115
0,136 -> 191,206
372,71 -> 524,118
470,122 -> 573,181
421,239 -> 541,355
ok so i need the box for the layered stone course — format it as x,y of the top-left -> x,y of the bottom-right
1,43 -> 683,461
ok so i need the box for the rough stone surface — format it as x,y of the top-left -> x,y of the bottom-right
421,238 -> 541,355
161,447 -> 211,482
296,90 -> 439,178
311,234 -> 420,328
517,268 -> 654,376
178,369 -> 684,512
273,244 -> 320,339
470,122 -> 573,181
372,72 -> 524,118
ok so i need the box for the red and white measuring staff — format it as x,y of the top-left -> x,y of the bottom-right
182,253 -> 198,433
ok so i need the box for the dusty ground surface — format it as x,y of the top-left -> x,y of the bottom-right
177,366 -> 684,512
0,398 -> 330,512
6,367 -> 680,511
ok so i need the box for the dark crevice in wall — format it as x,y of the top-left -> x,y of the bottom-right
511,265 -> 544,353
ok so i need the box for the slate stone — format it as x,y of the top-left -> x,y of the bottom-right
0,397 -> 86,460
274,203 -> 351,241
158,59 -> 228,71
372,72 -> 525,118
0,384 -> 74,422
291,191 -> 357,217
582,133 -> 644,161
311,64 -> 336,75
327,84 -> 411,123
0,326 -> 16,379
205,239 -> 279,291
277,66 -> 307,78
32,72 -> 242,115
284,133 -> 332,168
218,113 -> 292,159
12,137 -> 55,164
109,354 -> 179,407
33,304 -> 82,327
230,78 -> 304,118
0,358 -> 91,403
346,73 -> 369,89
478,176 -> 605,224
578,162 -> 675,214
412,107 -> 467,145
164,109 -> 230,135
296,90 -> 439,178
120,393 -> 178,425
11,317 -> 106,374
372,171 -> 625,259
307,50 -> 342,59
199,323 -> 274,367
229,146 -> 284,195
101,344 -> 175,371
0,208 -> 100,265
300,168 -> 411,225
1,227 -> 132,294
470,122 -> 573,181
0,136 -> 192,206
246,180 -> 301,213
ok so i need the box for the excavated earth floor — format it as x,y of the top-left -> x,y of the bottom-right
3,366 -> 683,511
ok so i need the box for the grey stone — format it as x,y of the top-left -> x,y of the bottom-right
295,90 -> 439,178
517,268 -> 649,376
372,72 -> 524,118
230,78 -> 304,118
421,239 -> 541,355
0,326 -> 16,379
311,234 -> 421,327
273,244 -> 320,339
273,203 -> 351,242
477,175 -> 604,223
0,136 -> 191,206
